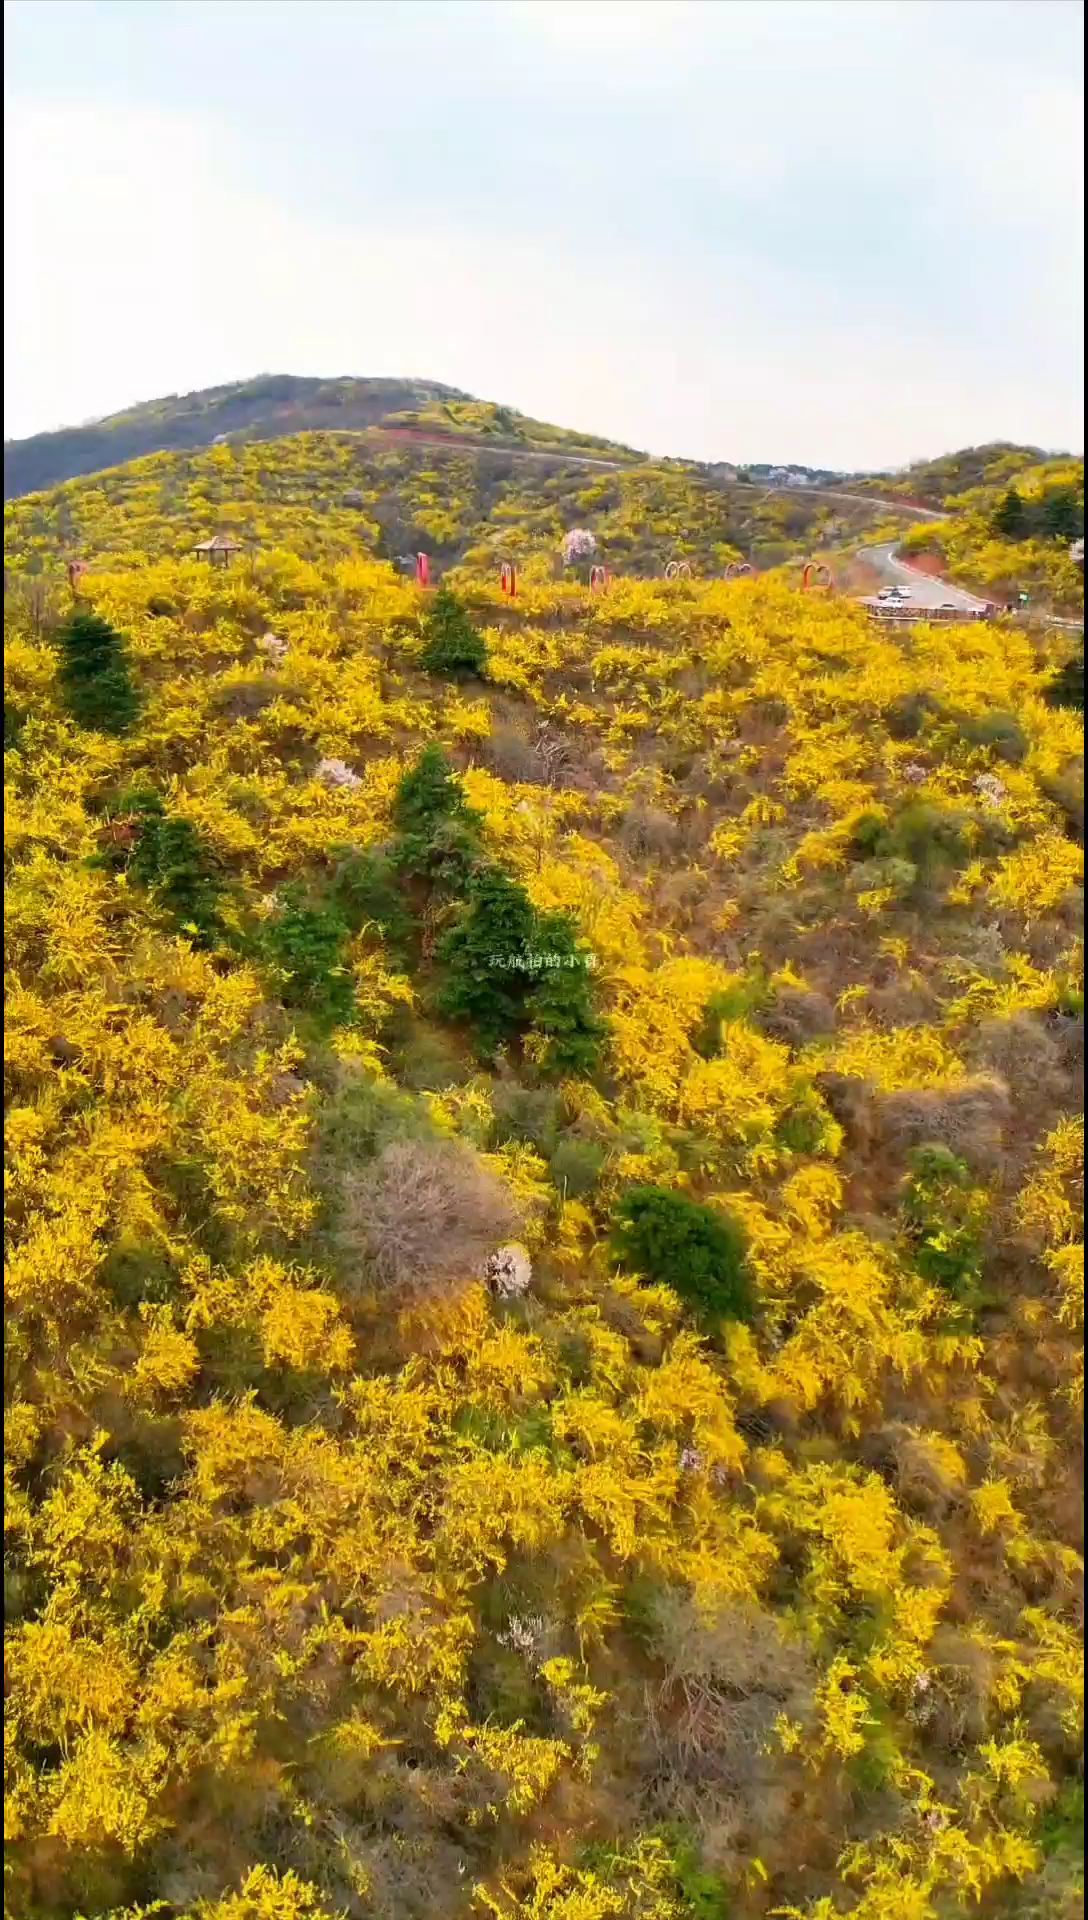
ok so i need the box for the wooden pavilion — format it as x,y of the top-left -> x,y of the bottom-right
191,534 -> 244,569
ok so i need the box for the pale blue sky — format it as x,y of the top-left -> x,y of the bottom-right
4,0 -> 1083,466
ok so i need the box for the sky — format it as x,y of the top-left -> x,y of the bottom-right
4,0 -> 1084,468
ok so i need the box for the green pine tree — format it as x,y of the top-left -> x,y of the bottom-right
991,487 -> 1029,541
524,910 -> 605,1074
391,743 -> 482,884
260,889 -> 355,1029
1041,489 -> 1082,543
436,864 -> 539,1055
56,609 -> 140,735
419,587 -> 488,679
125,791 -> 224,945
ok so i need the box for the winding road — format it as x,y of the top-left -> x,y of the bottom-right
856,541 -> 989,613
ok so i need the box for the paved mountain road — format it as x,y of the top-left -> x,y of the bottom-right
857,541 -> 988,612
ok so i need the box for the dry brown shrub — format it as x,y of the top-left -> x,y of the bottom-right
969,1015 -> 1082,1141
652,868 -> 708,928
618,804 -> 680,862
814,1073 -> 876,1154
1053,1012 -> 1084,1078
215,676 -> 283,720
876,1074 -> 1011,1172
759,986 -> 836,1047
862,1422 -> 967,1520
339,1139 -> 520,1301
480,724 -> 542,785
867,980 -> 939,1029
973,1012 -> 1061,1090
909,1625 -> 996,1751
628,1591 -> 815,1818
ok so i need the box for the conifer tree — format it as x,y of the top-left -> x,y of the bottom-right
992,487 -> 1028,541
391,743 -> 482,883
56,608 -> 140,734
436,863 -> 538,1053
1041,489 -> 1082,543
419,587 -> 488,679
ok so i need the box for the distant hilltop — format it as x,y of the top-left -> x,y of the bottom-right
3,373 -> 645,500
4,373 -> 1078,511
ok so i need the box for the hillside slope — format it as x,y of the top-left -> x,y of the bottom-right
836,444 -> 1070,510
893,456 -> 1085,615
4,454 -> 1084,1920
4,430 -> 910,587
3,375 -> 645,501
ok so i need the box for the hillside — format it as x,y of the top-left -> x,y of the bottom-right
3,442 -> 1085,1920
3,375 -> 645,502
838,445 -> 1068,511
894,457 -> 1084,616
3,431 -> 894,584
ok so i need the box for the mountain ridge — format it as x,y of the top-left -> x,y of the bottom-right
3,374 -> 645,500
6,372 -> 1073,506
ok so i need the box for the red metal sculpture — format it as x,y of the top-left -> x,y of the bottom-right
664,560 -> 693,581
500,562 -> 517,598
724,561 -> 752,580
589,565 -> 610,592
66,558 -> 89,595
802,561 -> 833,592
415,553 -> 431,588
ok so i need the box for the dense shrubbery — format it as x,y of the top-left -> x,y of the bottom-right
4,449 -> 1084,1920
1046,643 -> 1084,713
330,844 -> 415,954
992,484 -> 1083,544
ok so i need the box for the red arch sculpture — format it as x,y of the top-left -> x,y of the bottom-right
500,562 -> 517,598
802,561 -> 833,592
415,553 -> 431,588
724,561 -> 752,580
67,558 -> 89,595
664,560 -> 693,581
589,565 -> 610,592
